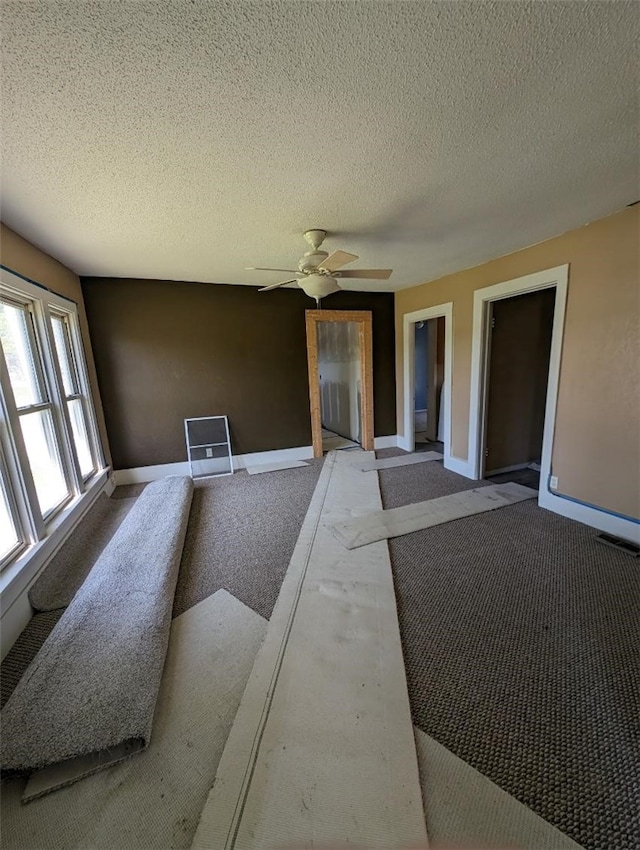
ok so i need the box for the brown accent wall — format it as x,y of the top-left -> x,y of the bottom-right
485,289 -> 555,473
395,206 -> 640,518
81,279 -> 396,470
0,223 -> 111,464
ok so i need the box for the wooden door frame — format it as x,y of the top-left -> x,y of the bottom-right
305,310 -> 374,458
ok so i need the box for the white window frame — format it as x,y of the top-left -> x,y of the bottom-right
0,268 -> 107,596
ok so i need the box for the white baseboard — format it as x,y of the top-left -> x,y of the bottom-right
0,592 -> 33,662
114,441 -> 404,485
113,461 -> 190,484
397,435 -> 413,452
234,445 -> 314,469
113,446 -> 316,485
103,474 -> 117,497
443,455 -> 476,478
373,435 -> 398,450
538,488 -> 640,545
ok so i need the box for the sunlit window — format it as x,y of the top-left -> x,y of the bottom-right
51,313 -> 96,479
0,461 -> 21,565
0,270 -> 104,572
0,299 -> 69,516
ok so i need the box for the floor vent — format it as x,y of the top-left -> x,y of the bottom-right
596,532 -> 640,557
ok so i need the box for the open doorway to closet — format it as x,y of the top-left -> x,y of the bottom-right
305,310 -> 374,458
413,317 -> 445,454
481,288 -> 555,489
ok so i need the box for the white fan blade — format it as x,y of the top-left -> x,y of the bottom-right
337,269 -> 393,280
246,267 -> 299,273
320,250 -> 359,271
258,278 -> 299,292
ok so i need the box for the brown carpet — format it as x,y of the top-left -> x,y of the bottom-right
173,460 -> 324,619
376,452 -> 640,850
4,452 -> 637,848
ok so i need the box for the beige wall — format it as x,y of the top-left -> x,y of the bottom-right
0,223 -> 111,464
395,206 -> 640,518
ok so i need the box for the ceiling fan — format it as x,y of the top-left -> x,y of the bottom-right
246,229 -> 392,305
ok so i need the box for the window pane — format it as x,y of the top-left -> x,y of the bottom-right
68,398 -> 94,478
0,301 -> 44,407
19,409 -> 69,516
51,315 -> 76,396
0,474 -> 20,562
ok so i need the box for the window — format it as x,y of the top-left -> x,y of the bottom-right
0,270 -> 104,572
1,298 -> 70,516
0,452 -> 21,564
50,312 -> 96,480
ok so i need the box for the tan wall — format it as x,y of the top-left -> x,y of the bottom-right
0,224 -> 111,464
395,206 -> 640,518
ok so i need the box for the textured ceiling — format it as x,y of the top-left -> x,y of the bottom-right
1,1 -> 637,291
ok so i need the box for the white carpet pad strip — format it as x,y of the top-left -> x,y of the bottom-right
192,450 -> 427,850
245,459 -> 308,475
323,434 -> 359,450
332,481 -> 538,549
1,591 -> 266,850
358,450 -> 442,472
414,727 -> 583,849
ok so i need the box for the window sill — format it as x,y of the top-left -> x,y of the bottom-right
0,467 -> 109,617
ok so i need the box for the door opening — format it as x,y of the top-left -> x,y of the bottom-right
306,310 -> 374,458
318,320 -> 361,452
481,288 -> 555,489
413,317 -> 445,453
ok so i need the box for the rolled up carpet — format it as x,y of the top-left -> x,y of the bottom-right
1,476 -> 193,800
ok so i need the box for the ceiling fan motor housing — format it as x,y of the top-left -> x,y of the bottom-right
298,249 -> 329,273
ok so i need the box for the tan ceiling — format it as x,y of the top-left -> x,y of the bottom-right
1,1 -> 637,291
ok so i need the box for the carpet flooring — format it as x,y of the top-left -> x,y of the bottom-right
2,476 -> 194,788
3,451 -> 637,848
1,461 -> 323,711
29,493 -> 137,612
376,450 -> 639,850
173,459 -> 324,619
0,610 -> 65,710
1,590 -> 267,850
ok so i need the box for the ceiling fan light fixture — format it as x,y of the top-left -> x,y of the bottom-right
298,273 -> 340,303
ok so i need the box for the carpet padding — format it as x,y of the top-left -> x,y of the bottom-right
381,459 -> 639,850
331,481 -> 536,549
1,590 -> 267,849
1,476 -> 193,792
29,493 -> 136,612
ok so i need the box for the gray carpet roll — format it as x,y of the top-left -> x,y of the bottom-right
1,476 -> 193,796
29,493 -> 137,612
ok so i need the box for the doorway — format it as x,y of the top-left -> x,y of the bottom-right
481,289 -> 555,488
468,264 -> 569,494
413,317 -> 445,453
305,310 -> 374,458
402,302 -> 453,462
